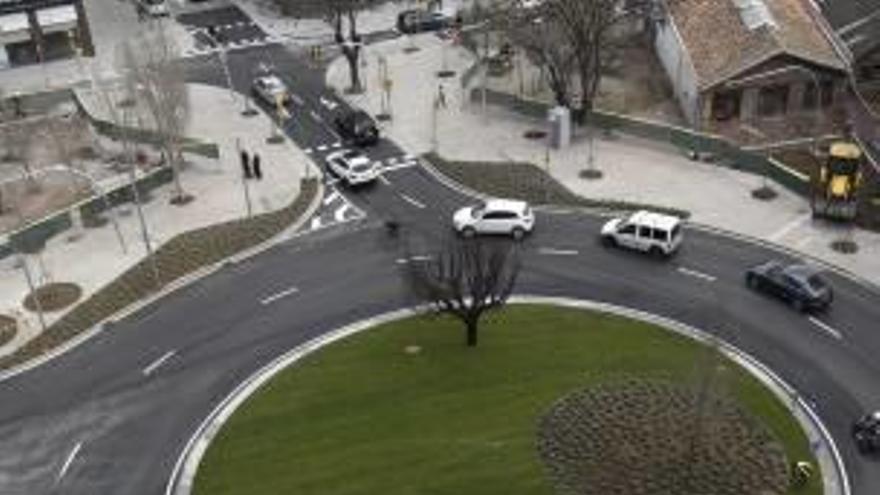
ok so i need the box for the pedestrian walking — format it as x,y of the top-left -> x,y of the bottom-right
437,84 -> 447,109
240,149 -> 252,179
253,153 -> 263,180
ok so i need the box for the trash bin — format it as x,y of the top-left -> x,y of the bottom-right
548,106 -> 571,149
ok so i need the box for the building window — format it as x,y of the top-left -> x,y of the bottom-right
820,80 -> 834,107
711,90 -> 740,121
758,84 -> 789,116
803,81 -> 818,109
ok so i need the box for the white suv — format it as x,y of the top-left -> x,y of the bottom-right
600,210 -> 683,256
325,149 -> 379,186
453,199 -> 535,240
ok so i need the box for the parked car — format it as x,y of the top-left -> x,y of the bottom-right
251,74 -> 291,107
745,261 -> 833,312
852,411 -> 880,454
334,110 -> 380,147
453,199 -> 535,240
325,149 -> 379,186
600,210 -> 683,256
396,9 -> 455,34
137,0 -> 169,17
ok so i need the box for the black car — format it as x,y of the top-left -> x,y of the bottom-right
396,9 -> 454,34
852,411 -> 880,454
334,110 -> 380,147
745,261 -> 833,312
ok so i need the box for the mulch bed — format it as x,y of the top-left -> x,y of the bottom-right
537,379 -> 789,495
0,315 -> 16,347
0,178 -> 319,371
23,283 -> 83,312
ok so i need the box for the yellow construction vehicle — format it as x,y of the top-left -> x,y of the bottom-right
812,141 -> 863,221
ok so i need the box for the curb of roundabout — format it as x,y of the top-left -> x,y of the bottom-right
165,296 -> 850,495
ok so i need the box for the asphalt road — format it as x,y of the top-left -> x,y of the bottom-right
0,10 -> 879,495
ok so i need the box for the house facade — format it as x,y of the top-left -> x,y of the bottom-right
651,0 -> 849,142
0,0 -> 93,69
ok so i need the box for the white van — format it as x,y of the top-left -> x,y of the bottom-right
600,210 -> 683,256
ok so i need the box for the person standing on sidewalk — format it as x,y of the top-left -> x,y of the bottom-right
253,153 -> 263,180
240,149 -> 252,179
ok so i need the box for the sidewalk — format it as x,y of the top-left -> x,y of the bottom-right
0,83 -> 315,357
325,34 -> 880,287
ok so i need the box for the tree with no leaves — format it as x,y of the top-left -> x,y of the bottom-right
120,24 -> 192,204
406,236 -> 521,347
278,0 -> 382,93
494,0 -> 649,121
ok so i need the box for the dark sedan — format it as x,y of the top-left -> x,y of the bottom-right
853,411 -> 880,454
396,9 -> 454,34
334,110 -> 380,147
745,261 -> 833,312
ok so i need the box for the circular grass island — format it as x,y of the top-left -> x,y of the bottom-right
194,305 -> 821,495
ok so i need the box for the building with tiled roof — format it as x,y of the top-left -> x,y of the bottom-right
651,0 -> 849,140
0,0 -> 93,69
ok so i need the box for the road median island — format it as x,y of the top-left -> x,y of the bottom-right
192,304 -> 820,495
0,178 -> 319,372
421,152 -> 691,218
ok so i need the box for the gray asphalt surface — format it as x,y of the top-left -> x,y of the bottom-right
0,7 -> 879,495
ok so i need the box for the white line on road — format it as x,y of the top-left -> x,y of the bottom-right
331,142 -> 342,148
808,316 -> 843,340
379,161 -> 419,174
538,247 -> 579,256
310,217 -> 322,230
57,442 -> 82,482
399,193 -> 426,209
303,148 -> 313,155
768,213 -> 812,242
378,174 -> 391,185
334,203 -> 351,222
309,110 -> 323,123
260,286 -> 300,306
396,255 -> 432,264
676,267 -> 717,282
316,145 -> 328,152
323,190 -> 340,205
143,350 -> 177,376
290,93 -> 304,106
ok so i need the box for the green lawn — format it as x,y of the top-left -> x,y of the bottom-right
194,305 -> 820,495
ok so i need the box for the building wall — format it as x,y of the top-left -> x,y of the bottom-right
652,16 -> 699,126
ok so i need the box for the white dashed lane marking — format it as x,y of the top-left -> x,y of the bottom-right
57,442 -> 83,482
538,247 -> 579,256
676,267 -> 717,282
260,286 -> 300,306
808,316 -> 843,340
399,193 -> 426,209
323,190 -> 340,205
142,350 -> 177,376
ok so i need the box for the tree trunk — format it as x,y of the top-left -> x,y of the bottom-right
465,317 -> 479,347
343,45 -> 362,93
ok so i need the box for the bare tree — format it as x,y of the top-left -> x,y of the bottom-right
1,120 -> 40,192
406,236 -> 521,347
495,0 -> 648,121
121,24 -> 192,204
280,0 -> 382,93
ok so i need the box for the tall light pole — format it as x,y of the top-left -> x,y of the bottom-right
123,101 -> 161,289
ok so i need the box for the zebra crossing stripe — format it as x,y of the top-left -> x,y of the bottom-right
331,142 -> 342,148
310,217 -> 322,230
323,190 -> 340,205
317,145 -> 328,151
334,203 -> 351,222
303,148 -> 313,154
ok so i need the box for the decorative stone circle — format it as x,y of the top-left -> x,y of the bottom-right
751,186 -> 778,201
536,379 -> 789,495
23,282 -> 83,313
0,315 -> 16,347
830,238 -> 858,254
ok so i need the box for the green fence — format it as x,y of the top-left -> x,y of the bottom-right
470,87 -> 811,198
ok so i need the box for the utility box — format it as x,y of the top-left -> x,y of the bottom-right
548,106 -> 571,149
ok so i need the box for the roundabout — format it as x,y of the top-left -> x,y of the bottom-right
185,302 -> 826,495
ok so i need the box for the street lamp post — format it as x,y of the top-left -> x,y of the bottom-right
123,104 -> 161,289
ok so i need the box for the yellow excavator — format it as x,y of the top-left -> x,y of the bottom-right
812,141 -> 863,221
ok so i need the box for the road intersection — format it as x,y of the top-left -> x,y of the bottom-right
0,4 -> 878,495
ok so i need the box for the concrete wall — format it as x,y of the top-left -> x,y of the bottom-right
653,17 -> 699,126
